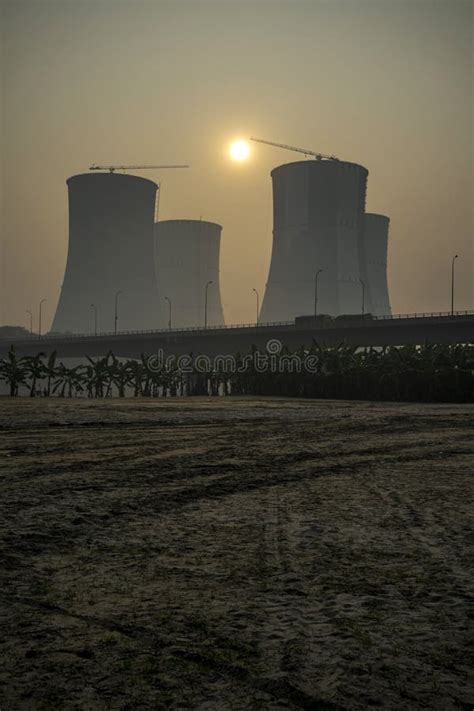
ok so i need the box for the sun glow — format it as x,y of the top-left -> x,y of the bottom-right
229,139 -> 250,161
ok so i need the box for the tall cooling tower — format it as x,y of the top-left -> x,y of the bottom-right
155,219 -> 225,328
363,213 -> 391,316
259,160 -> 370,322
52,173 -> 160,334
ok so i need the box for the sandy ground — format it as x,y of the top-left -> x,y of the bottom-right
0,396 -> 473,710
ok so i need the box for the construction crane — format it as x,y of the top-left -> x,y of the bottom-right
89,164 -> 190,173
250,137 -> 338,161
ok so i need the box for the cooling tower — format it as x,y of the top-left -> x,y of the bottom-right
259,160 -> 370,322
155,219 -> 225,328
52,173 -> 160,334
363,213 -> 392,316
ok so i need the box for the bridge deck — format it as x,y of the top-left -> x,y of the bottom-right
1,313 -> 473,358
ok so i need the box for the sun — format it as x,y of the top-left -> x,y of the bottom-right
229,139 -> 250,161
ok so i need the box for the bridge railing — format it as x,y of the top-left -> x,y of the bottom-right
372,310 -> 473,321
13,320 -> 295,342
3,310 -> 473,343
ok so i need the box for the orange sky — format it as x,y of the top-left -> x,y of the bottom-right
1,0 -> 472,330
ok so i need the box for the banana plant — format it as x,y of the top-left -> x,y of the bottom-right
0,347 -> 28,396
44,351 -> 58,397
52,363 -> 85,398
24,352 -> 46,397
109,354 -> 134,397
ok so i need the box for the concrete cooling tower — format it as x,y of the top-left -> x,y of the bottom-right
52,173 -> 160,334
154,219 -> 225,328
363,213 -> 391,316
259,160 -> 371,322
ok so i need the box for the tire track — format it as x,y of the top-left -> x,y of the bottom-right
0,593 -> 343,710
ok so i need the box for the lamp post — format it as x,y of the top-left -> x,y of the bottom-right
38,299 -> 47,338
451,254 -> 458,316
164,296 -> 171,331
204,280 -> 213,329
359,278 -> 365,316
253,288 -> 260,325
91,304 -> 98,336
314,269 -> 323,316
26,310 -> 33,335
114,290 -> 122,335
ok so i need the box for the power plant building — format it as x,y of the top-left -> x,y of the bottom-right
363,213 -> 391,316
259,159 -> 371,323
51,173 -> 160,334
154,219 -> 225,328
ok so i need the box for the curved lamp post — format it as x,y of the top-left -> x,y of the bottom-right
253,288 -> 260,325
91,304 -> 98,336
114,290 -> 122,335
26,310 -> 33,335
359,278 -> 365,316
164,296 -> 171,331
204,280 -> 213,329
314,269 -> 323,316
38,299 -> 47,338
451,254 -> 458,316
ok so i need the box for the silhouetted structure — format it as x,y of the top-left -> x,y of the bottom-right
363,213 -> 391,316
259,160 -> 371,322
0,326 -> 30,340
155,219 -> 225,328
52,173 -> 160,334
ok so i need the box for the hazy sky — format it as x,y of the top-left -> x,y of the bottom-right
1,0 -> 472,330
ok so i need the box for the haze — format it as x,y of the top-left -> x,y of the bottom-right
0,0 -> 472,331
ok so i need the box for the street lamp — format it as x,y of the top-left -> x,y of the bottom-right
114,290 -> 122,335
253,288 -> 260,325
359,278 -> 365,316
164,296 -> 171,331
26,310 -> 33,335
451,254 -> 458,316
91,304 -> 98,336
204,280 -> 213,329
38,299 -> 47,338
314,269 -> 323,316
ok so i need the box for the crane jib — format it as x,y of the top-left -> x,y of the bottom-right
249,137 -> 338,161
89,165 -> 190,173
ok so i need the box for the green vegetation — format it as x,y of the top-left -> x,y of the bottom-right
0,343 -> 473,402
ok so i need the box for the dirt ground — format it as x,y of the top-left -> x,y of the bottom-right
0,396 -> 473,710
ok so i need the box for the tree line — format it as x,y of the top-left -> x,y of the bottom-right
0,343 -> 473,402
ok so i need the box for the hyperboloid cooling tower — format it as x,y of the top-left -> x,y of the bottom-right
259,159 -> 371,322
154,219 -> 225,328
363,213 -> 391,316
52,173 -> 160,334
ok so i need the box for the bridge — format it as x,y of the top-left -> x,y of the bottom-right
1,311 -> 473,360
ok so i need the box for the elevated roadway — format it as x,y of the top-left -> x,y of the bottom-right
1,312 -> 473,360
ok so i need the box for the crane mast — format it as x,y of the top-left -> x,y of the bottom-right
89,164 -> 190,173
250,137 -> 338,161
